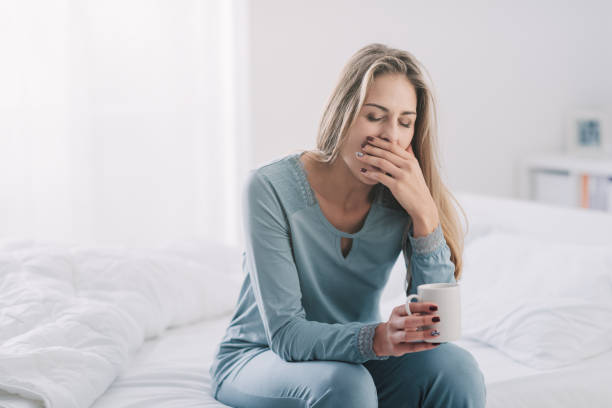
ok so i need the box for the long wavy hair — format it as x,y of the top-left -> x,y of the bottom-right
307,43 -> 468,294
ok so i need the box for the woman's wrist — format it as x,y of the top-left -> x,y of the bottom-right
373,322 -> 388,357
411,207 -> 440,238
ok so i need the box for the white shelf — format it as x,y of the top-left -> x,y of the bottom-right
518,153 -> 612,213
521,154 -> 612,177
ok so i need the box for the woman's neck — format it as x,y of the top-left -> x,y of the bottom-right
301,151 -> 374,212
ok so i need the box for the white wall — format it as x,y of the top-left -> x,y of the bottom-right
0,0 -> 251,249
248,0 -> 612,199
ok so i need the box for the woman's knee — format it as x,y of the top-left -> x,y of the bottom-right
313,362 -> 378,408
426,343 -> 487,407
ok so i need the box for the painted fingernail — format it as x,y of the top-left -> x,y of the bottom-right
366,136 -> 374,141
361,141 -> 367,148
356,151 -> 364,157
360,168 -> 367,173
432,316 -> 440,322
429,306 -> 438,311
431,330 -> 440,336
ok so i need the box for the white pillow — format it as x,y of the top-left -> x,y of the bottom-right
160,237 -> 245,278
159,237 -> 245,318
460,232 -> 612,370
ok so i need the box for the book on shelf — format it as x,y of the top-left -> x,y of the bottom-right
582,174 -> 611,212
607,177 -> 612,214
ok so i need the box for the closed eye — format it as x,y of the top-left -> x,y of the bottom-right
368,114 -> 412,129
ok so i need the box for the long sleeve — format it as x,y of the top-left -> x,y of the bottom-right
405,223 -> 456,296
242,170 -> 388,362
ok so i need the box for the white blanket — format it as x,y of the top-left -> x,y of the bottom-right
0,239 -> 243,408
459,232 -> 612,369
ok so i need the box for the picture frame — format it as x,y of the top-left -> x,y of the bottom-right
565,108 -> 612,157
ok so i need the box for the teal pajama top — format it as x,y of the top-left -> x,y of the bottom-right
209,151 -> 456,398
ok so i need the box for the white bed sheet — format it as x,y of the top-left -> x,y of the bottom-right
455,339 -> 612,407
89,315 -> 233,408
86,314 -> 612,408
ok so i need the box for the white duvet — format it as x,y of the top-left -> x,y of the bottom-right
0,239 -> 243,408
460,232 -> 612,370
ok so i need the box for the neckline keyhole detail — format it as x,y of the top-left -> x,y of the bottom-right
340,237 -> 353,258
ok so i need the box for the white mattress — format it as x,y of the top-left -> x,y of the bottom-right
85,314 -> 612,408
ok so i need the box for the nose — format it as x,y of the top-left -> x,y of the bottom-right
379,120 -> 400,144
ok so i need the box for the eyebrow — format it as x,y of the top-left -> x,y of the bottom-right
364,103 -> 416,116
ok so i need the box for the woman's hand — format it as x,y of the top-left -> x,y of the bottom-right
356,137 -> 439,236
373,302 -> 441,357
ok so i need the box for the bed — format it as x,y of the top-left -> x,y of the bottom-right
1,191 -> 611,408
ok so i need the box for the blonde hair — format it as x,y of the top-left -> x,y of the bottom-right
308,43 -> 467,293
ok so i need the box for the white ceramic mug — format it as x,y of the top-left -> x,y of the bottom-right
405,282 -> 461,343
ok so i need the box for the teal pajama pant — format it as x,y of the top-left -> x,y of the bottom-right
215,342 -> 487,407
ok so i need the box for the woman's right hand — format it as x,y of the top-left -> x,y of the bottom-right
372,302 -> 441,357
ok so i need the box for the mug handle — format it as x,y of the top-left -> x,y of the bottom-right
405,294 -> 420,315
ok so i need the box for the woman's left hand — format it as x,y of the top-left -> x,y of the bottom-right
356,136 -> 439,233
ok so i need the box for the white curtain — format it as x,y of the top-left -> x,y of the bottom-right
0,0 -> 251,249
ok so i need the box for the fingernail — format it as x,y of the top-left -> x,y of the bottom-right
356,151 -> 364,157
366,136 -> 374,141
360,168 -> 367,173
432,316 -> 440,322
429,306 -> 438,311
431,330 -> 440,336
361,141 -> 367,148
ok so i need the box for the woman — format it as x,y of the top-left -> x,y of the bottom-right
210,43 -> 486,407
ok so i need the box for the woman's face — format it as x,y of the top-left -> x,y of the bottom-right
340,73 -> 418,185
